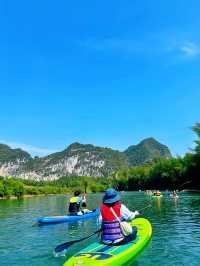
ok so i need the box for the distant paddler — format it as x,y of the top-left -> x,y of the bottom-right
152,190 -> 163,198
68,191 -> 93,216
68,191 -> 83,216
156,190 -> 161,196
170,191 -> 179,199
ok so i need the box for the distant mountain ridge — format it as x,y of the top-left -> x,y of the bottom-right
0,138 -> 172,180
0,144 -> 31,162
124,137 -> 172,166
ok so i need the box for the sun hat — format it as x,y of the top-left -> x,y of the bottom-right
103,188 -> 120,204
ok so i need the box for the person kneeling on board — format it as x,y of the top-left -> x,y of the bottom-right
99,188 -> 139,245
68,191 -> 83,216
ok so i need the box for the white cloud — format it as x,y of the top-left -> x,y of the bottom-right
81,38 -> 200,60
0,140 -> 56,157
180,42 -> 200,57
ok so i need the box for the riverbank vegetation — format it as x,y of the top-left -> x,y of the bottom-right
0,176 -> 112,199
0,177 -> 69,199
1,122 -> 200,198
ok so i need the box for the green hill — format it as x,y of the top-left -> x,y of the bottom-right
124,138 -> 172,166
0,144 -> 31,163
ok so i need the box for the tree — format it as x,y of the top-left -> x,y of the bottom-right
192,122 -> 200,154
0,180 -> 4,197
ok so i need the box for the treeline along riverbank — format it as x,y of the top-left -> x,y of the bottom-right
1,122 -> 200,199
115,123 -> 200,191
0,176 -> 113,199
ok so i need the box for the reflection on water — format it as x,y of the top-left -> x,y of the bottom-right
0,192 -> 200,266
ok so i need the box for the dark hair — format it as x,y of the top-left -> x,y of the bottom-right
82,202 -> 87,208
74,191 -> 81,196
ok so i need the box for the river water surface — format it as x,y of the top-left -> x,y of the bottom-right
0,192 -> 200,266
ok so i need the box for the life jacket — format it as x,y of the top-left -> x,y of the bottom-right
100,202 -> 124,243
68,196 -> 80,214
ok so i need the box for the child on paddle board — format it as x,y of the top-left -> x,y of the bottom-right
99,188 -> 139,245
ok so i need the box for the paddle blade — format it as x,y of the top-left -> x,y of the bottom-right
54,241 -> 74,253
53,249 -> 67,257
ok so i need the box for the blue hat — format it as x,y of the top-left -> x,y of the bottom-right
103,188 -> 120,204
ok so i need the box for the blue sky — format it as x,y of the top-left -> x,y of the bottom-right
0,0 -> 200,156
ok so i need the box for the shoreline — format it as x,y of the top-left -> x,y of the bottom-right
0,193 -> 69,200
1,189 -> 200,200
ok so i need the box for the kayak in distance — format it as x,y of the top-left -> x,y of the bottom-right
151,194 -> 163,198
169,194 -> 179,199
38,208 -> 100,224
63,217 -> 152,266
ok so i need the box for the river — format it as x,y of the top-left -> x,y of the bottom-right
0,192 -> 200,266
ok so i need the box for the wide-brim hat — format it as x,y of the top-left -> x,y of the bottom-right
103,188 -> 120,204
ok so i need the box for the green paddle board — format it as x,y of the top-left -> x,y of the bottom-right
63,217 -> 152,266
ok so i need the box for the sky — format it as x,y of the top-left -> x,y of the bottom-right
0,0 -> 200,157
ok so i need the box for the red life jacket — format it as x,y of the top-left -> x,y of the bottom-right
100,202 -> 124,243
100,202 -> 121,221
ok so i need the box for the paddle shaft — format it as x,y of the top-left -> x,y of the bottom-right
138,204 -> 152,212
179,180 -> 192,189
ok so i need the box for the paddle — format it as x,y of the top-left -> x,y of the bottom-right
137,204 -> 151,212
54,204 -> 152,255
54,229 -> 101,254
179,181 -> 192,190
